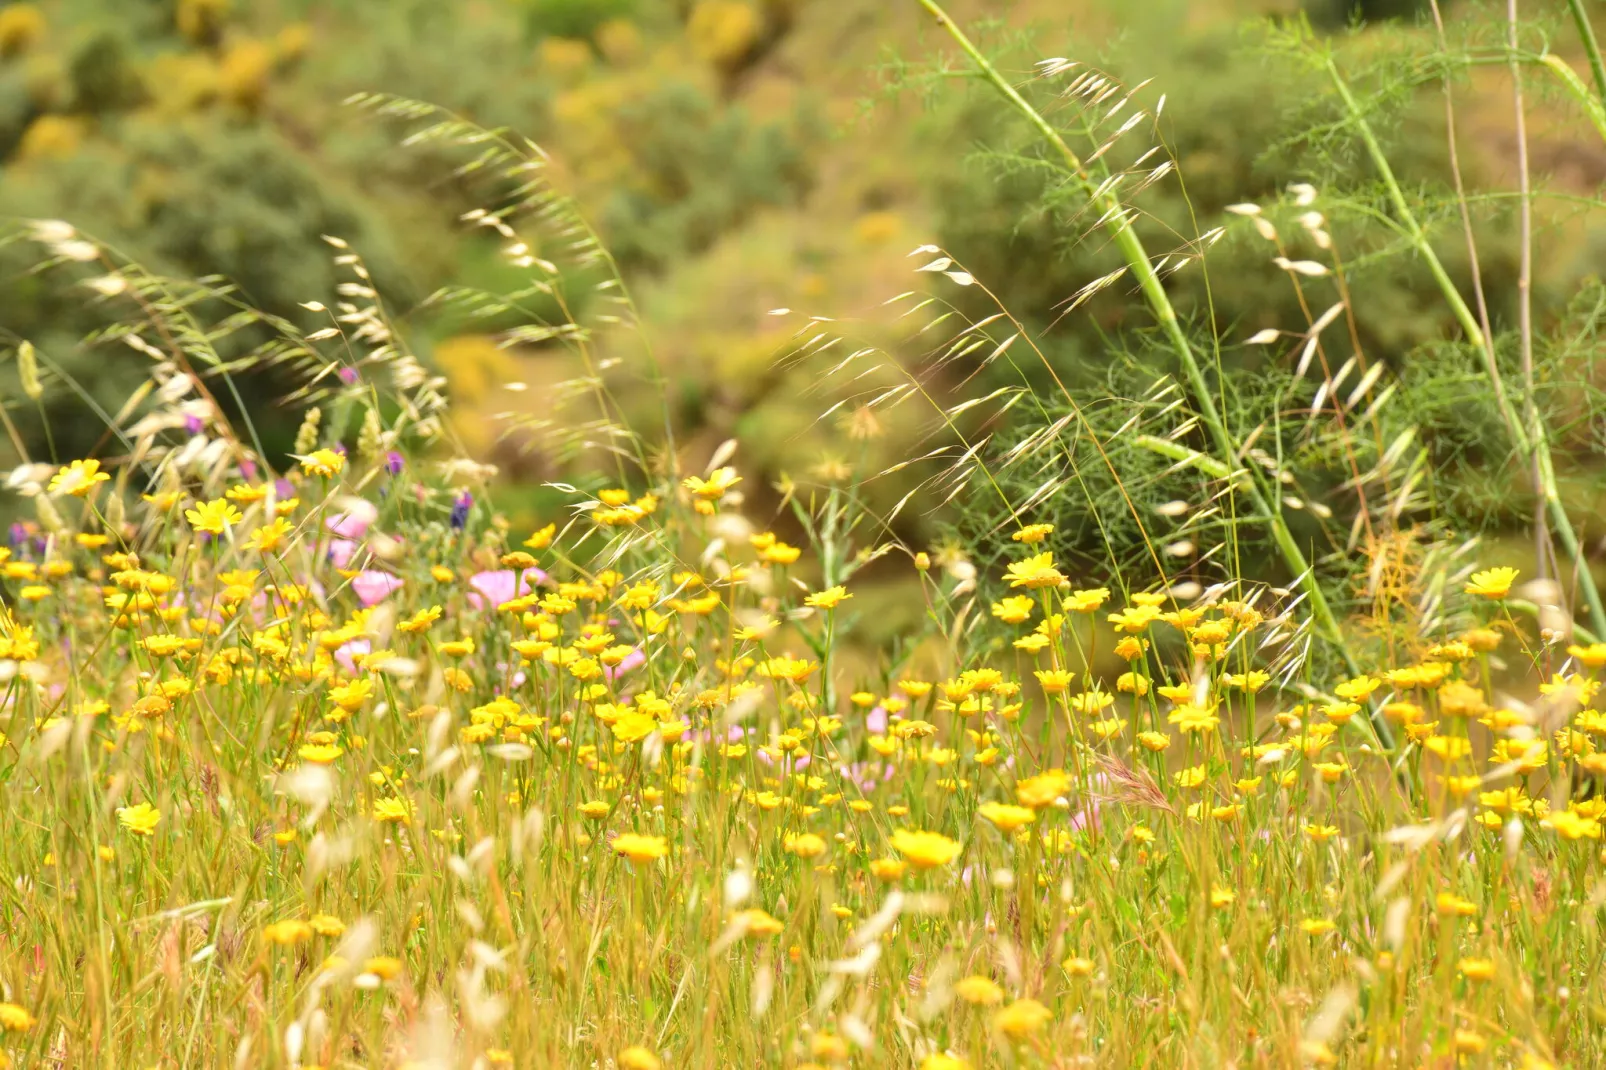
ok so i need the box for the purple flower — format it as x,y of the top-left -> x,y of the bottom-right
351,571 -> 404,607
184,414 -> 204,435
240,459 -> 258,481
450,491 -> 473,530
866,705 -> 889,734
8,523 -> 27,548
275,479 -> 295,499
337,367 -> 359,386
385,451 -> 404,476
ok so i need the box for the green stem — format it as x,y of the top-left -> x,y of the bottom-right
1538,52 -> 1606,144
1566,0 -> 1606,106
1324,52 -> 1606,641
913,0 -> 1390,744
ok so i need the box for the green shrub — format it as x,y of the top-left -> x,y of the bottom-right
516,0 -> 638,40
600,81 -> 813,270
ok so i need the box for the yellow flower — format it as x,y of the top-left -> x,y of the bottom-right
398,605 -> 442,633
1300,918 -> 1336,936
920,1056 -> 970,1070
612,833 -> 669,864
372,797 -> 412,823
298,448 -> 345,477
1011,523 -> 1053,543
1062,955 -> 1095,976
1136,730 -> 1170,752
869,857 -> 906,882
733,908 -> 785,936
116,801 -> 161,837
439,636 -> 475,657
611,711 -> 657,744
184,498 -> 243,535
1113,636 -> 1148,660
329,678 -> 374,713
1107,604 -> 1161,633
784,833 -> 828,859
978,802 -> 1035,832
361,955 -> 404,981
309,913 -> 345,937
992,998 -> 1051,1038
1063,587 -> 1109,612
954,975 -> 1004,1005
298,742 -> 344,764
804,585 -> 851,610
682,466 -> 741,500
1004,552 -> 1064,590
1209,885 -> 1235,909
1421,735 -> 1471,763
756,656 -> 819,684
0,1003 -> 36,1033
246,517 -> 294,553
889,829 -> 961,869
991,595 -> 1035,624
1543,810 -> 1602,840
1034,669 -> 1074,694
1015,770 -> 1070,809
618,1047 -> 662,1070
263,920 -> 314,946
1465,566 -> 1518,599
1569,642 -> 1606,670
1334,675 -> 1379,700
1458,957 -> 1495,982
49,458 -> 110,497
524,522 -> 557,549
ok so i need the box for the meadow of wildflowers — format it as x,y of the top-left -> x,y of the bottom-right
0,408 -> 1601,1069
6,3 -> 1606,1067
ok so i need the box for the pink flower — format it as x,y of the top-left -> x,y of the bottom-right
604,647 -> 646,680
468,568 -> 546,611
327,500 -> 377,539
334,639 -> 371,676
351,571 -> 403,607
327,538 -> 358,569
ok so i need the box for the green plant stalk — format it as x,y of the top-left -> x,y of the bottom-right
1566,0 -> 1606,106
1325,54 -> 1606,641
913,0 -> 1391,743
1539,53 -> 1606,144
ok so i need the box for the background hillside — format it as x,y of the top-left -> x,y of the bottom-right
4,0 -> 1605,602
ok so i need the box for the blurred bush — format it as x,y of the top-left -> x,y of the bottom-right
0,0 -> 817,469
516,0 -> 638,41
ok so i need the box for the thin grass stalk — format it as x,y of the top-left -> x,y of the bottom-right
1508,0 -> 1548,581
1566,0 -> 1606,104
1323,53 -> 1606,640
912,0 -> 1388,741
